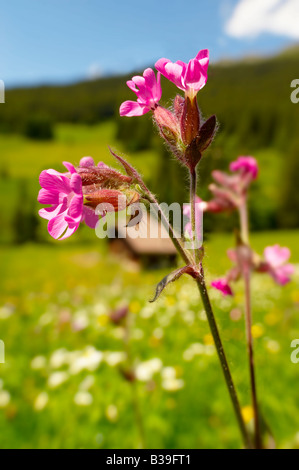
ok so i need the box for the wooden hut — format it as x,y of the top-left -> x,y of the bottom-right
108,212 -> 177,269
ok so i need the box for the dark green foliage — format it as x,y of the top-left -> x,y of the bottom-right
1,47 -> 298,234
2,49 -> 298,152
23,115 -> 54,140
278,140 -> 299,228
12,180 -> 40,243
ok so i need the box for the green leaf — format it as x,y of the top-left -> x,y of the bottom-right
150,265 -> 198,303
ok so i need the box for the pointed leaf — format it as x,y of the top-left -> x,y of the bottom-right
196,115 -> 217,153
108,147 -> 148,192
150,265 -> 198,303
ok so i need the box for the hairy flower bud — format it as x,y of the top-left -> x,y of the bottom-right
173,94 -> 185,121
153,105 -> 180,146
77,167 -> 132,188
83,188 -> 140,212
180,96 -> 200,146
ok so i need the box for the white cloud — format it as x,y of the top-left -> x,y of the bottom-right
87,63 -> 102,80
225,0 -> 299,40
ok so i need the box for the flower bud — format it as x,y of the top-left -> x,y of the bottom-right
180,96 -> 200,146
153,105 -> 180,146
83,188 -> 139,212
173,94 -> 185,121
77,167 -> 132,188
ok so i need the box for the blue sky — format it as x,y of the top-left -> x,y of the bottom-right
1,0 -> 298,87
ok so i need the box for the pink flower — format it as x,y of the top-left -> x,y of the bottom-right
204,157 -> 259,214
38,162 -> 98,240
155,49 -> 209,97
263,245 -> 295,285
211,278 -> 233,296
230,156 -> 258,180
119,68 -> 161,117
79,156 -> 109,169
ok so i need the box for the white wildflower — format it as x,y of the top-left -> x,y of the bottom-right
106,404 -> 118,422
0,390 -> 10,407
34,392 -> 49,411
30,355 -> 47,370
47,371 -> 69,388
74,391 -> 93,406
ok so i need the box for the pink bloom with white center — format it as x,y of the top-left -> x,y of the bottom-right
263,245 -> 295,285
38,162 -> 98,240
211,278 -> 233,296
230,156 -> 258,180
119,68 -> 162,117
155,49 -> 209,98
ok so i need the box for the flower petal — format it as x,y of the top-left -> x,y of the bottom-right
63,161 -> 77,174
38,188 -> 59,205
185,59 -> 207,92
119,101 -> 149,117
195,49 -> 209,74
70,173 -> 82,194
271,264 -> 295,285
47,212 -> 68,239
264,245 -> 291,267
80,157 -> 95,168
59,224 -> 79,240
211,278 -> 233,296
83,206 -> 99,228
39,170 -> 70,193
68,193 -> 83,220
39,202 -> 65,220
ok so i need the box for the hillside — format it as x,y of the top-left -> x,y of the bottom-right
0,47 -> 298,240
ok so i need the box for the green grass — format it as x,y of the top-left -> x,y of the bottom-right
0,122 -> 298,448
0,121 -> 158,179
0,231 -> 298,449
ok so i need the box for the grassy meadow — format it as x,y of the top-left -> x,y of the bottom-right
0,122 -> 299,448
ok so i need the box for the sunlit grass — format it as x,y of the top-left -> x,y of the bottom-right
0,231 -> 298,448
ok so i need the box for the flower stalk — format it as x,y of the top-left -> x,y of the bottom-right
239,201 -> 262,449
190,167 -> 201,265
188,163 -> 252,448
143,178 -> 252,449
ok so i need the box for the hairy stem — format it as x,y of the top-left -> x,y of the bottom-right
189,169 -> 251,448
190,167 -> 201,264
141,177 -> 252,448
196,268 -> 252,449
143,192 -> 194,266
239,202 -> 262,449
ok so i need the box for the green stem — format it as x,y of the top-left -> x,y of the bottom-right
143,192 -> 194,266
239,201 -> 262,449
190,167 -> 201,265
189,170 -> 252,449
196,267 -> 252,449
140,178 -> 252,448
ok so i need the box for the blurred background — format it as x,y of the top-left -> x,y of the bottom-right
0,0 -> 299,448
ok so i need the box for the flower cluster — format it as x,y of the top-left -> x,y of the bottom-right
119,50 -> 216,170
212,244 -> 295,296
207,156 -> 294,295
38,157 -> 140,239
203,156 -> 259,213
